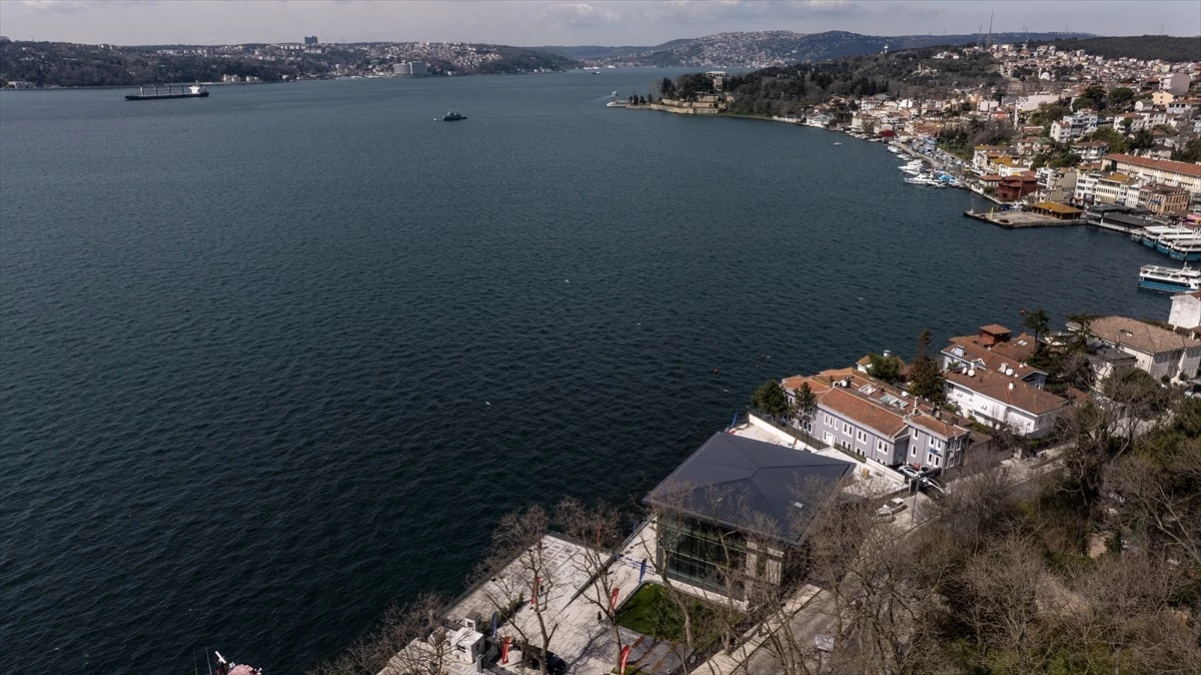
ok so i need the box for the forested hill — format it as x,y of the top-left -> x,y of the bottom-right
1042,35 -> 1201,63
562,30 -> 1091,67
668,47 -> 1002,118
0,40 -> 578,87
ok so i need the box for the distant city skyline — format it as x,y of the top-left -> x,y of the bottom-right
2,0 -> 1197,46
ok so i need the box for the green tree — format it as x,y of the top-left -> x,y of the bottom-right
1129,128 -> 1156,151
790,382 -> 817,420
659,76 -> 675,99
1172,137 -> 1201,163
908,329 -> 946,404
1108,86 -> 1135,109
1021,307 -> 1051,344
867,353 -> 905,384
751,380 -> 789,417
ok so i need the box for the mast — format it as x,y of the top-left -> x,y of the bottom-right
986,12 -> 993,49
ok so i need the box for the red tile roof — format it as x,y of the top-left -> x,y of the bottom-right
818,388 -> 908,439
1104,154 -> 1201,178
943,337 -> 1043,380
945,369 -> 1067,415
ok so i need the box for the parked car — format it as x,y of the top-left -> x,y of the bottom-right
521,648 -> 568,675
883,497 -> 908,513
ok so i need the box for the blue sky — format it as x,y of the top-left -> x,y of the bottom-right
2,0 -> 1197,45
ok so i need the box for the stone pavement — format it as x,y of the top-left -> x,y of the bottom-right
442,526 -> 670,675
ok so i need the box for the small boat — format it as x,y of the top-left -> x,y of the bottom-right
1139,264 -> 1201,292
209,650 -> 261,675
443,111 -> 466,121
833,141 -> 842,145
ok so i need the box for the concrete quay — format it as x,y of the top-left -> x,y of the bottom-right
964,209 -> 1080,229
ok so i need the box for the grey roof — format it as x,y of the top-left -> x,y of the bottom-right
644,433 -> 854,546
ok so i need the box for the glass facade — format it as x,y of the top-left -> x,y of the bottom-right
657,515 -> 747,594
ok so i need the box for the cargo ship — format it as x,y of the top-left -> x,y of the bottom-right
125,84 -> 209,101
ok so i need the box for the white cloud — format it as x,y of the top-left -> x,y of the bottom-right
20,0 -> 91,12
542,2 -> 621,27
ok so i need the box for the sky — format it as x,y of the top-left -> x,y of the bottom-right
1,0 -> 1197,46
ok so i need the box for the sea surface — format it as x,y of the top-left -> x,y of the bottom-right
0,69 -> 1169,674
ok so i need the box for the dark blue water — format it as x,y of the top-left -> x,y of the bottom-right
0,70 -> 1168,674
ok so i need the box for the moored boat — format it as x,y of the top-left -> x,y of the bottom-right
1168,239 -> 1201,262
1139,264 -> 1201,292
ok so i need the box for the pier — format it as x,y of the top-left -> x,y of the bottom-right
964,209 -> 1079,229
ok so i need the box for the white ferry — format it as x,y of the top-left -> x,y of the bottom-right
1139,264 -> 1201,293
1168,238 -> 1201,262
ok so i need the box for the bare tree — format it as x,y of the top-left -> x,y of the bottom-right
473,506 -> 561,675
553,498 -> 628,674
960,535 -> 1051,675
306,594 -> 450,675
1104,442 -> 1201,567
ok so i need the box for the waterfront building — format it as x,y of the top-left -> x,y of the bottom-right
1102,154 -> 1201,205
643,432 -> 854,599
304,36 -> 319,45
944,368 -> 1067,438
782,369 -> 975,469
1093,173 -> 1140,207
941,325 -> 1047,389
996,173 -> 1040,201
1081,316 -> 1201,381
1140,183 -> 1190,215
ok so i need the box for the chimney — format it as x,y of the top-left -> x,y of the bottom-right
1008,382 -> 1015,390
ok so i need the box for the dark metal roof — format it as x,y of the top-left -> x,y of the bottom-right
644,432 -> 854,545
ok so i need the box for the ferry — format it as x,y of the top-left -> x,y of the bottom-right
1168,239 -> 1201,262
1139,264 -> 1201,292
1134,225 -> 1197,248
443,110 -> 466,121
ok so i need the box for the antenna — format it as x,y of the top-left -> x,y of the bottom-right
986,12 -> 993,49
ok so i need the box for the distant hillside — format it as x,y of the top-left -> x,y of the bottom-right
576,30 -> 1092,67
1042,35 -> 1201,62
0,40 -> 578,87
529,44 -> 653,61
695,46 -> 1005,118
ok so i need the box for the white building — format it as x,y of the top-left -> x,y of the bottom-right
1050,112 -> 1098,142
944,368 -> 1068,438
1161,72 -> 1191,95
1169,291 -> 1201,338
1085,315 -> 1201,381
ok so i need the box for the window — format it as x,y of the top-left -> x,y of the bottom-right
824,414 -> 833,426
856,430 -> 867,443
911,446 -> 917,457
843,423 -> 851,435
659,515 -> 747,595
932,456 -> 941,467
877,440 -> 887,452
